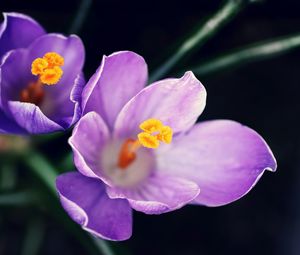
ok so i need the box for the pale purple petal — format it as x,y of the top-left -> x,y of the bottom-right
107,172 -> 200,214
8,101 -> 63,134
69,112 -> 110,180
69,72 -> 85,127
82,51 -> 148,130
0,12 -> 45,59
114,71 -> 206,139
156,120 -> 277,207
56,172 -> 132,241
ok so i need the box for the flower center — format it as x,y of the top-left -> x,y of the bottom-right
117,118 -> 173,169
20,80 -> 44,106
31,52 -> 64,85
19,52 -> 64,105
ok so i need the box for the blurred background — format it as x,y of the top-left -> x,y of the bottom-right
0,0 -> 299,254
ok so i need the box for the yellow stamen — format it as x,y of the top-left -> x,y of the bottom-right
43,52 -> 64,68
31,52 -> 64,86
137,118 -> 173,148
138,132 -> 160,149
139,118 -> 163,133
117,118 -> 173,169
31,58 -> 48,75
157,126 -> 173,144
40,66 -> 63,85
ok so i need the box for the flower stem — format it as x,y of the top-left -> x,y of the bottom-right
69,0 -> 93,34
0,162 -> 17,190
92,236 -> 115,255
24,151 -> 57,196
23,150 -> 116,255
59,152 -> 74,171
149,0 -> 249,83
190,33 -> 300,76
0,190 -> 38,206
21,217 -> 45,255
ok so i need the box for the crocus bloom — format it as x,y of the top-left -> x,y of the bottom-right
0,13 -> 85,134
56,51 -> 277,241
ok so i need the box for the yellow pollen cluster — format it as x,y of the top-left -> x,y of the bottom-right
31,52 -> 64,85
137,119 -> 173,149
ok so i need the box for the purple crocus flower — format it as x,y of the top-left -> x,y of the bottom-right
0,13 -> 85,134
56,51 -> 277,241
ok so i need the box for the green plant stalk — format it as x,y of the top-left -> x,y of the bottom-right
92,236 -> 116,255
23,150 -> 115,255
149,0 -> 248,83
21,218 -> 45,255
0,190 -> 38,206
31,131 -> 65,146
0,162 -> 17,190
59,152 -> 74,171
24,152 -> 57,195
69,0 -> 93,34
191,33 -> 300,76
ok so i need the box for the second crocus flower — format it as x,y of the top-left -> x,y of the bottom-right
0,13 -> 85,134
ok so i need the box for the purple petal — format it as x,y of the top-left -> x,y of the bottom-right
0,49 -> 32,107
114,71 -> 206,139
107,172 -> 200,215
69,72 -> 85,127
0,49 -> 63,134
0,109 -> 25,134
0,12 -> 45,59
0,34 -> 85,133
82,51 -> 148,130
69,112 -> 110,180
156,120 -> 277,207
27,34 -> 85,128
56,172 -> 132,241
28,34 -> 85,90
8,101 -> 63,134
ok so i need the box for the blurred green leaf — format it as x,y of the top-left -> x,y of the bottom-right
0,162 -> 17,191
23,150 -> 116,255
24,152 -> 57,196
31,131 -> 65,146
190,32 -> 300,76
59,152 -> 74,171
0,190 -> 39,206
92,237 -> 116,255
149,0 -> 250,82
21,217 -> 45,255
69,0 -> 93,34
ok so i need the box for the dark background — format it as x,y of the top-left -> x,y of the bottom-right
0,0 -> 300,254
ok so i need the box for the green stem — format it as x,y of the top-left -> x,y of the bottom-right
23,150 -> 116,255
191,33 -> 300,76
31,131 -> 65,146
149,0 -> 249,83
24,152 -> 57,196
69,0 -> 93,34
0,190 -> 38,206
21,218 -> 45,255
0,162 -> 17,191
92,236 -> 115,255
59,152 -> 74,171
